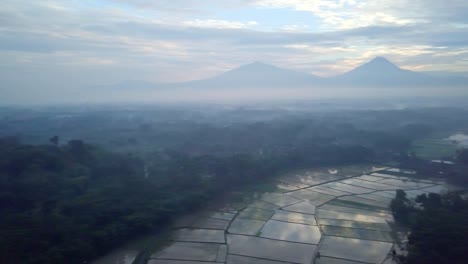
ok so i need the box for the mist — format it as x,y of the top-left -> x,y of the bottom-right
2,1 -> 468,264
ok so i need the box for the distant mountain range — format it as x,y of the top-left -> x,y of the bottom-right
103,57 -> 467,90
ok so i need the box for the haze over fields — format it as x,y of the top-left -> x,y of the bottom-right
1,1 -> 468,104
2,2 -> 468,264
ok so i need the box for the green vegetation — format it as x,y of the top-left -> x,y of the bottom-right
0,137 -> 375,264
458,149 -> 468,165
390,190 -> 468,264
399,147 -> 468,186
410,137 -> 458,159
328,199 -> 388,212
2,106 -> 468,264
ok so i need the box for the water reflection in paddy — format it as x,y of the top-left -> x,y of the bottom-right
191,217 -> 230,230
151,242 -> 220,261
315,256 -> 364,264
227,234 -> 317,264
248,200 -> 280,210
319,204 -> 392,218
447,133 -> 468,147
321,182 -> 374,194
228,218 -> 265,235
321,225 -> 394,242
288,190 -> 335,205
318,209 -> 389,223
237,207 -> 275,221
282,201 -> 316,214
372,191 -> 397,199
271,210 -> 317,225
260,193 -> 301,207
319,236 -> 393,263
336,195 -> 389,208
358,193 -> 393,203
307,185 -> 352,196
356,175 -> 387,182
227,254 -> 288,264
260,220 -> 321,244
342,178 -> 397,190
110,166 -> 446,264
318,218 -> 391,231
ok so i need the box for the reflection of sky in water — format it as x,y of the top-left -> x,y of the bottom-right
447,133 -> 468,147
307,186 -> 351,196
318,209 -> 389,223
238,207 -> 275,221
370,172 -> 407,179
228,219 -> 265,235
248,200 -> 280,210
320,236 -> 393,263
276,182 -> 301,191
358,193 -> 393,203
343,178 -> 397,190
372,166 -> 388,171
377,178 -> 431,189
337,196 -> 389,208
369,191 -> 396,199
320,204 -> 392,218
228,234 -> 316,264
271,210 -> 317,225
260,220 -> 322,244
356,175 -> 386,182
321,182 -> 374,194
101,165 -> 459,264
319,218 -> 391,231
282,201 -> 316,214
288,190 -> 335,205
385,168 -> 416,174
175,228 -> 225,243
260,193 -> 301,207
321,225 -> 394,242
420,183 -> 465,194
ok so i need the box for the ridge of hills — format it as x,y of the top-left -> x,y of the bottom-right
103,57 -> 467,90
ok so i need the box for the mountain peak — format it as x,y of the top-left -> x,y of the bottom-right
365,56 -> 399,69
371,56 -> 390,62
201,61 -> 321,87
249,61 -> 268,66
238,61 -> 278,70
332,56 -> 438,86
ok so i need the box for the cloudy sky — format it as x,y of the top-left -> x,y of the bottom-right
1,0 -> 468,97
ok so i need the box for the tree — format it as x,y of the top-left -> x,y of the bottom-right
457,149 -> 468,165
49,135 -> 59,146
390,189 -> 412,224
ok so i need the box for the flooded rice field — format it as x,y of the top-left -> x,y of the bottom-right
93,165 -> 463,264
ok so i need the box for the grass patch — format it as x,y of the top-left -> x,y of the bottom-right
243,181 -> 279,193
410,137 -> 459,159
328,199 -> 389,212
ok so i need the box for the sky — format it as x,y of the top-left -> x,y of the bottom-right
1,0 -> 468,102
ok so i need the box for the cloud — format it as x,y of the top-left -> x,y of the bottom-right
0,0 -> 467,101
183,19 -> 258,29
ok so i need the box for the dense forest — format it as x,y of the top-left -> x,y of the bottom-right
391,190 -> 468,264
3,107 -> 467,158
0,135 -> 374,264
398,148 -> 468,186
